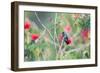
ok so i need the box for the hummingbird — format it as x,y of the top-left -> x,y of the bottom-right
59,32 -> 71,45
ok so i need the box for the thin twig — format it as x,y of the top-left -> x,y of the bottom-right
55,13 -> 60,45
57,37 -> 64,59
54,13 -> 57,49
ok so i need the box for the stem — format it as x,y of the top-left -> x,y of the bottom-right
54,13 -> 57,49
57,37 -> 64,59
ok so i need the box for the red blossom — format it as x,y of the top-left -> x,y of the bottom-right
64,25 -> 72,33
66,37 -> 73,45
81,28 -> 89,41
31,34 -> 39,41
66,39 -> 71,44
24,21 -> 31,30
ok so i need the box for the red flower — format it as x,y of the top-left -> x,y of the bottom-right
66,37 -> 73,45
31,34 -> 39,41
66,39 -> 71,44
64,25 -> 72,33
24,21 -> 31,30
81,28 -> 89,41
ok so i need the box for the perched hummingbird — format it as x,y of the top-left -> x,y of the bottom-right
59,32 -> 71,45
